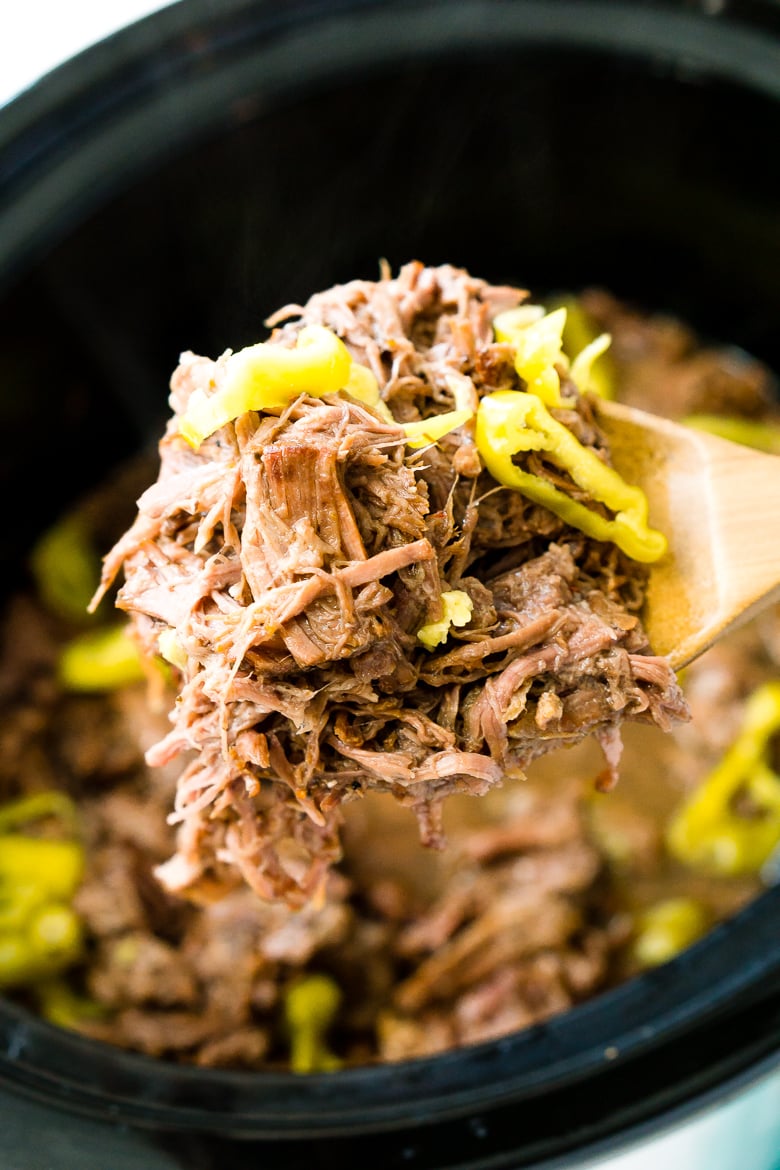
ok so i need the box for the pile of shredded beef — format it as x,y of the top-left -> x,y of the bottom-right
0,582 -> 634,1065
4,282 -> 773,1068
93,262 -> 688,907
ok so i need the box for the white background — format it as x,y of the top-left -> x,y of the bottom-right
0,0 -> 178,110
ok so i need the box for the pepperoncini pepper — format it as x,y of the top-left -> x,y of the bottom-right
30,513 -> 101,623
570,333 -> 613,399
631,897 -> 709,968
0,791 -> 78,836
666,681 -> 780,875
33,978 -> 106,1030
417,590 -> 474,649
494,301 -> 615,403
493,306 -> 567,407
558,297 -> 615,399
403,409 -> 474,450
682,414 -> 780,455
283,973 -> 343,1074
179,325 -> 392,447
158,627 -> 188,671
0,793 -> 85,989
475,390 -> 667,562
58,623 -> 146,692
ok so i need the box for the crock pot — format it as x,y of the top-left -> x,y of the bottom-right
0,2 -> 778,1167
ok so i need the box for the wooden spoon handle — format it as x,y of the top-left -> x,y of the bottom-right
597,400 -> 780,669
686,436 -> 780,665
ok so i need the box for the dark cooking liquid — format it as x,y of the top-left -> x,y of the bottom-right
342,712 -> 761,929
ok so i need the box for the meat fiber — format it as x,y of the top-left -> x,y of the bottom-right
92,261 -> 688,906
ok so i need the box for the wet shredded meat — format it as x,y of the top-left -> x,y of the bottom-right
93,262 -> 688,907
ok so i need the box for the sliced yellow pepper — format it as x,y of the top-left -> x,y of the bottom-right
58,623 -> 146,692
0,791 -> 77,836
493,306 -> 567,407
341,361 -> 395,422
27,904 -> 83,966
417,590 -> 474,649
0,795 -> 86,989
666,681 -> 780,875
30,514 -> 100,623
0,908 -> 83,989
158,628 -> 188,671
0,936 -> 43,988
558,297 -> 616,399
0,836 -> 84,903
284,973 -> 342,1074
631,897 -> 709,968
0,883 -> 48,933
179,325 -> 392,446
683,414 -> 780,455
34,979 -> 106,1029
403,409 -> 474,450
570,332 -> 613,397
475,390 -> 667,562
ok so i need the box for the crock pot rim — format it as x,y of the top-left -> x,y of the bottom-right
0,0 -> 779,1160
0,883 -> 776,1134
3,0 -> 780,294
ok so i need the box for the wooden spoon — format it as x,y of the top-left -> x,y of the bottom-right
594,398 -> 780,670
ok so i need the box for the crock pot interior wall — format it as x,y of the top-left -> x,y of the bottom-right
0,2 -> 778,1167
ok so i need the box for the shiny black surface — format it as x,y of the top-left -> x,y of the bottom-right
0,890 -> 777,1169
0,2 -> 778,1166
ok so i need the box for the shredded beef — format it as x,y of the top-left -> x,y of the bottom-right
578,288 -> 779,421
4,281 -> 773,1070
92,262 -> 688,906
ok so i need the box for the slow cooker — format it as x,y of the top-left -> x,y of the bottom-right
0,2 -> 778,1167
